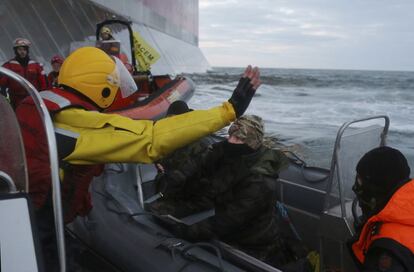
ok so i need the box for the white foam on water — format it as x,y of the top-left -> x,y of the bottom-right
189,68 -> 414,168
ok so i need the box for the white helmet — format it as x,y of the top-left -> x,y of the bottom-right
13,38 -> 31,48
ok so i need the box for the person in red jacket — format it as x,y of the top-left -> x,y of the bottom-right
15,46 -> 261,271
351,146 -> 414,271
47,55 -> 64,88
0,38 -> 47,108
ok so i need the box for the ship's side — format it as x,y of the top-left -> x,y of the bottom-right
0,0 -> 210,74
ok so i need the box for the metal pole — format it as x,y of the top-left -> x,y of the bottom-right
0,67 -> 66,272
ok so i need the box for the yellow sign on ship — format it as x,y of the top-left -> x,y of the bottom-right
133,32 -> 160,72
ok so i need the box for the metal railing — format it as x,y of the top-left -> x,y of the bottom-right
323,115 -> 389,218
0,67 -> 66,272
319,115 -> 389,272
0,170 -> 17,193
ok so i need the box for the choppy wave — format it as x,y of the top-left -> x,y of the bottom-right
191,67 -> 414,90
188,67 -> 414,168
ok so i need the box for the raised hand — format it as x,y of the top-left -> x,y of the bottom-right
228,65 -> 261,117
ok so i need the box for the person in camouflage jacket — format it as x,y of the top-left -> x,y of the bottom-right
153,115 -> 290,265
148,100 -> 217,217
150,136 -> 216,217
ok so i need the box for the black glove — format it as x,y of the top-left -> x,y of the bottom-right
228,77 -> 256,117
157,157 -> 200,198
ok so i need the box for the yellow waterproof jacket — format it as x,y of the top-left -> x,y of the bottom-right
54,102 -> 235,164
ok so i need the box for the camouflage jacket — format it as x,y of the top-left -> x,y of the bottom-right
155,136 -> 214,199
181,141 -> 289,254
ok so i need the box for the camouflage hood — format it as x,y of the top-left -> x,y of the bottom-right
228,115 -> 264,150
249,146 -> 289,177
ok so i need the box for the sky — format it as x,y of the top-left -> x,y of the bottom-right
198,0 -> 414,71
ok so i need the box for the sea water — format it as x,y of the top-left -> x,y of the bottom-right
189,67 -> 414,169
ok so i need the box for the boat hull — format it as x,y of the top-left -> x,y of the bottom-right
112,76 -> 195,120
71,164 -> 246,272
71,158 -> 325,272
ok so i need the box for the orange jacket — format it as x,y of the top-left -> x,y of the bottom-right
352,179 -> 414,264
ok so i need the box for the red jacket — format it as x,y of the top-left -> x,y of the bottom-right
1,59 -> 47,107
352,179 -> 414,265
16,87 -> 103,223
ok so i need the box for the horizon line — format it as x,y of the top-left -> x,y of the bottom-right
210,65 -> 414,73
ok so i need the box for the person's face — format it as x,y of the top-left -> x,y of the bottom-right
352,175 -> 376,217
352,175 -> 362,193
228,134 -> 244,144
16,47 -> 28,58
52,62 -> 61,72
101,33 -> 110,40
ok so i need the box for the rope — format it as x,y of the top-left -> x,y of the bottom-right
284,151 -> 329,184
276,202 -> 302,241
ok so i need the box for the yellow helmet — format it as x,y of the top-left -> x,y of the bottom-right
58,47 -> 120,109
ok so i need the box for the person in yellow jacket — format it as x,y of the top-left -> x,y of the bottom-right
15,47 -> 261,271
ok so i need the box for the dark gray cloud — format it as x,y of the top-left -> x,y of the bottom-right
199,0 -> 414,71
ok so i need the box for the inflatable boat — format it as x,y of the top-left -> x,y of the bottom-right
69,117 -> 389,272
109,75 -> 195,120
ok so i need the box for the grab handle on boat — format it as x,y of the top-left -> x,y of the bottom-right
0,170 -> 17,193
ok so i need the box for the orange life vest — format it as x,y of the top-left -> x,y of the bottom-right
352,179 -> 414,264
16,87 -> 103,222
